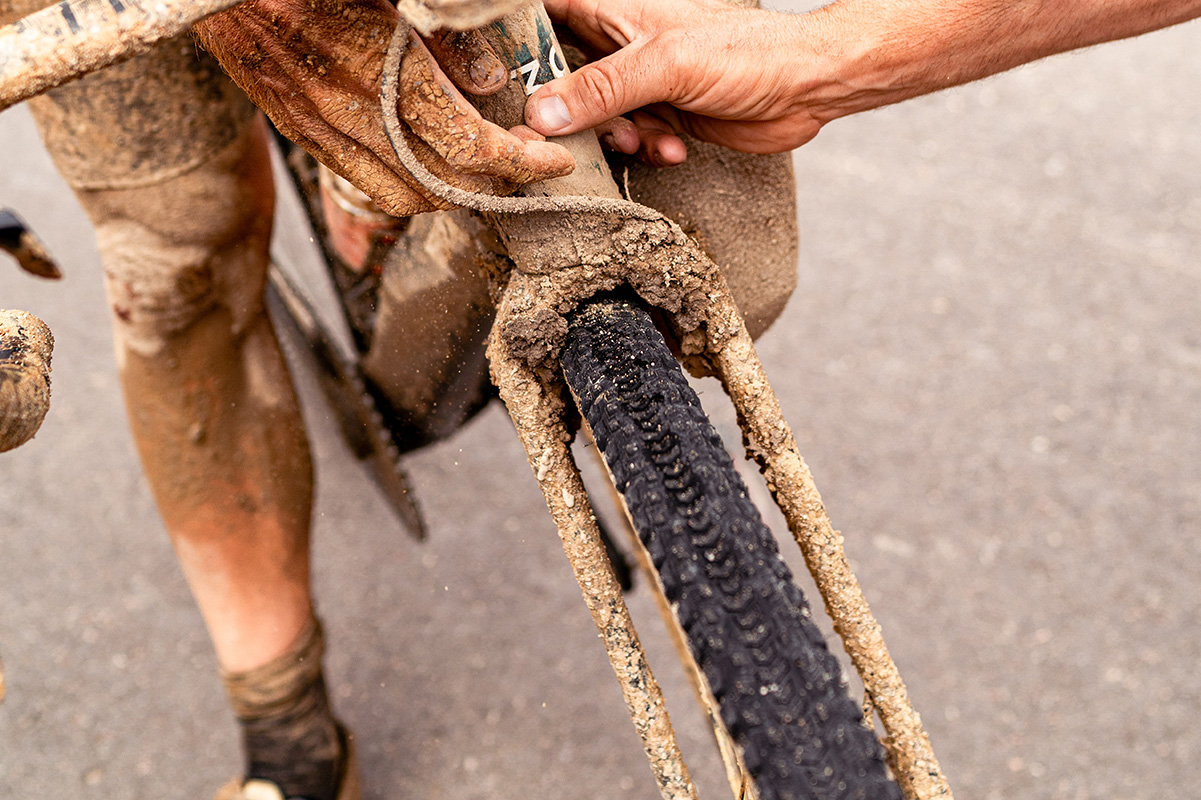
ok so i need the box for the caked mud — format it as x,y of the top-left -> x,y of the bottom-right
0,309 -> 53,452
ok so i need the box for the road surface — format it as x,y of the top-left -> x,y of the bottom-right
2,6 -> 1199,799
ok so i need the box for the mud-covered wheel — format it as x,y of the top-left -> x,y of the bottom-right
561,297 -> 902,800
0,309 -> 54,452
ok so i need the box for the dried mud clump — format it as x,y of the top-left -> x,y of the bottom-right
0,309 -> 54,452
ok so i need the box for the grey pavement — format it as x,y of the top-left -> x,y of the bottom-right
2,8 -> 1200,800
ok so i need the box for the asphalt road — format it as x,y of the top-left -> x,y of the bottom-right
2,7 -> 1200,800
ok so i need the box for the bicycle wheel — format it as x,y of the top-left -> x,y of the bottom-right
561,296 -> 902,800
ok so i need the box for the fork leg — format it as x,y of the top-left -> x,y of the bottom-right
704,289 -> 954,800
488,289 -> 699,800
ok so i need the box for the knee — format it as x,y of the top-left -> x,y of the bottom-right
97,223 -> 245,354
79,126 -> 276,355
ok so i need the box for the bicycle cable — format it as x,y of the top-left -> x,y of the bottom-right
380,17 -> 669,223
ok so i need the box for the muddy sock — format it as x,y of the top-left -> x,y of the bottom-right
221,618 -> 345,800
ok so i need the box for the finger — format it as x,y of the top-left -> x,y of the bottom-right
524,39 -> 669,137
401,34 -> 575,184
596,116 -> 640,154
505,125 -> 582,174
508,125 -> 546,143
420,27 -> 508,96
631,108 -> 687,166
542,0 -> 632,56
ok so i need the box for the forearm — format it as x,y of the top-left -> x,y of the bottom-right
794,0 -> 1201,123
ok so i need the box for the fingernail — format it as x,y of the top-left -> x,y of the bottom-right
469,51 -> 506,91
535,95 -> 572,133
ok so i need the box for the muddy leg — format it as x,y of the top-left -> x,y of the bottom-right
13,13 -> 350,794
19,28 -> 317,666
3,0 -> 321,666
74,116 -> 315,671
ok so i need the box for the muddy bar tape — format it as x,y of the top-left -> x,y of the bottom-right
0,0 -> 246,111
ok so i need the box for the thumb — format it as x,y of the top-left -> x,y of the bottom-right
524,42 -> 666,136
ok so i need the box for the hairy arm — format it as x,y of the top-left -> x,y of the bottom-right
802,0 -> 1201,120
527,0 -> 1201,161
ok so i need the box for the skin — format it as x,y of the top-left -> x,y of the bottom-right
193,0 -> 575,216
526,0 -> 1201,165
80,117 -> 315,672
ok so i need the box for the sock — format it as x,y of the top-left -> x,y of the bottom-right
221,617 -> 345,800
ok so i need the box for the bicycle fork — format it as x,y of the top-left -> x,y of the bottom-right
450,6 -> 953,800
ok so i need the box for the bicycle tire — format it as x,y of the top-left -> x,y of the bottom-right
561,296 -> 902,800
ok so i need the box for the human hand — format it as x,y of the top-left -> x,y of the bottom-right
528,0 -> 1201,169
193,0 -> 574,216
525,0 -> 828,166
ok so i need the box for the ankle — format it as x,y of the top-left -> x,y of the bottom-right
222,617 -> 346,800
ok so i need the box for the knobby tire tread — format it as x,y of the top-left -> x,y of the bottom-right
561,298 -> 902,800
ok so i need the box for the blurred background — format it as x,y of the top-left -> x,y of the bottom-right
1,3 -> 1199,799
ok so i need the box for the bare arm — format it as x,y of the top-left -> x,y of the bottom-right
526,0 -> 1201,163
806,0 -> 1201,119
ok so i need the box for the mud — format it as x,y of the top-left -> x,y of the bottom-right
3,0 -> 255,189
399,37 -> 556,188
26,39 -> 254,190
622,141 -> 798,340
0,0 -> 247,112
73,116 -> 271,359
0,308 -> 53,451
192,0 -> 561,219
381,11 -> 951,794
122,301 -> 315,672
488,330 -> 700,800
576,415 -> 756,800
17,20 -> 317,672
362,209 -> 498,443
490,239 -> 952,798
490,210 -> 720,367
708,299 -> 954,800
89,129 -> 315,645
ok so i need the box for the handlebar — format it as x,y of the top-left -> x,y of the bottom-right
0,0 -> 245,112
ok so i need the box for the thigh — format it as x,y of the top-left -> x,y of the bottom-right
5,0 -> 255,188
23,35 -> 257,191
8,15 -> 271,350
